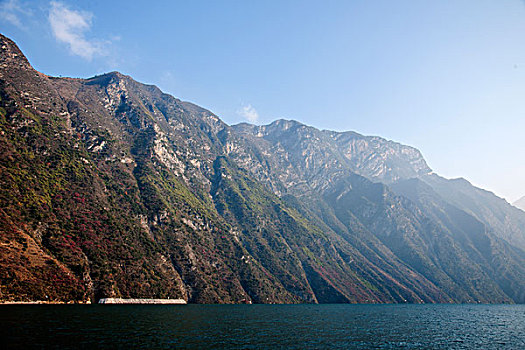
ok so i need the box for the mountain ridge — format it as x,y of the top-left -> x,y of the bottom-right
1,33 -> 524,304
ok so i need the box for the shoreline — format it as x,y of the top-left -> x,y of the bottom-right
98,298 -> 187,305
0,298 -> 188,305
0,301 -> 92,305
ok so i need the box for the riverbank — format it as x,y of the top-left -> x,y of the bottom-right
98,298 -> 186,304
0,300 -> 91,304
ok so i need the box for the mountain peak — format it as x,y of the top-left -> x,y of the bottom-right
0,33 -> 35,73
269,118 -> 304,128
85,71 -> 133,86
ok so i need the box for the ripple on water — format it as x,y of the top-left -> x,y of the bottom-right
0,304 -> 524,349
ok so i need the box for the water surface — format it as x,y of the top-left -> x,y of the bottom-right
1,304 -> 524,349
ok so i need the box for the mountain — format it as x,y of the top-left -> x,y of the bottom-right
417,175 -> 525,250
390,179 -> 525,303
1,33 -> 524,304
273,121 -> 525,252
514,196 -> 525,211
230,121 -> 525,249
231,120 -> 525,303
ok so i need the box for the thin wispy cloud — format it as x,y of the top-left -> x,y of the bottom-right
160,70 -> 176,86
48,1 -> 107,60
0,0 -> 32,29
237,104 -> 259,123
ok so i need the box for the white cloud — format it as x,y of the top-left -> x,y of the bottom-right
48,1 -> 105,60
0,0 -> 32,29
237,104 -> 259,123
160,70 -> 176,85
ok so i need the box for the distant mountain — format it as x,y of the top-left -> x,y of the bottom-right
391,178 -> 525,303
1,33 -> 524,304
232,120 -> 525,251
418,175 -> 525,250
514,196 -> 525,211
232,120 -> 525,303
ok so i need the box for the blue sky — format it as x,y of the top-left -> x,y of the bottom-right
1,0 -> 524,202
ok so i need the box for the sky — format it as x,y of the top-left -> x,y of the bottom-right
1,0 -> 524,202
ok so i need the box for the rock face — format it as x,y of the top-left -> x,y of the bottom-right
1,33 -> 525,304
514,196 -> 525,211
232,120 -> 525,251
231,120 -> 431,192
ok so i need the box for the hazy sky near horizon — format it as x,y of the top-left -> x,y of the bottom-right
1,0 -> 524,202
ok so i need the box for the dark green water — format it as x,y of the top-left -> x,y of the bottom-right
1,304 -> 524,349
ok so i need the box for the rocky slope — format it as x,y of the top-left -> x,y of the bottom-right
231,120 -> 525,303
1,34 -> 524,303
418,175 -> 525,250
233,120 -> 525,252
